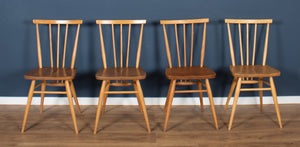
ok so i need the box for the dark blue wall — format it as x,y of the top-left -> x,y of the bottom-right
1,0 -> 300,98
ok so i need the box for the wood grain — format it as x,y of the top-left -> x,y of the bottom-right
229,65 -> 280,77
95,67 -> 146,80
165,66 -> 216,80
4,105 -> 299,146
24,67 -> 76,80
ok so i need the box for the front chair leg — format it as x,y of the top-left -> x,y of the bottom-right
224,77 -> 237,111
135,80 -> 151,133
94,80 -> 107,134
164,80 -> 176,132
101,81 -> 110,115
21,80 -> 36,133
65,80 -> 78,134
269,77 -> 283,128
228,77 -> 242,130
205,79 -> 218,129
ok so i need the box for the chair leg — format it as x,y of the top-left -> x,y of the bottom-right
205,79 -> 219,130
163,81 -> 173,112
69,80 -> 81,114
197,80 -> 204,112
135,80 -> 151,133
258,78 -> 263,112
164,80 -> 176,132
40,80 -> 46,114
228,77 -> 242,130
133,82 -> 144,113
65,80 -> 78,134
94,80 -> 107,134
269,77 -> 283,128
101,82 -> 110,115
21,80 -> 36,133
224,77 -> 237,110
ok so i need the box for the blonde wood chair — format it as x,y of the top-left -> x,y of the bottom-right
161,18 -> 218,131
94,20 -> 150,134
22,20 -> 82,134
224,19 -> 282,130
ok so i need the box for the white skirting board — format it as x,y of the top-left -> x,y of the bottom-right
0,96 -> 299,105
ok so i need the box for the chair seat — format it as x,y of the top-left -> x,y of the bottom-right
165,66 -> 216,80
230,65 -> 280,77
24,67 -> 76,80
95,67 -> 146,80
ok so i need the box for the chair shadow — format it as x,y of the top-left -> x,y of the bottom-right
196,107 -> 227,130
262,109 -> 288,128
166,115 -> 197,132
223,105 -> 264,130
127,105 -> 156,132
23,122 -> 40,132
94,118 -> 123,134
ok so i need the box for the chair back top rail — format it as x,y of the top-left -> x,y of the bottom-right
97,19 -> 146,68
33,19 -> 82,68
225,19 -> 272,66
33,19 -> 83,24
96,20 -> 146,25
160,18 -> 209,68
225,19 -> 272,24
161,18 -> 209,24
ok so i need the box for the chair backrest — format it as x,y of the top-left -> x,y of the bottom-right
96,20 -> 146,68
33,19 -> 82,69
160,18 -> 209,68
225,19 -> 272,66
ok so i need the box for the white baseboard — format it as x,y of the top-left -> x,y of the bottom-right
0,96 -> 299,105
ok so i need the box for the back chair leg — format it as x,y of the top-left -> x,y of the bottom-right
224,77 -> 237,110
101,82 -> 111,115
164,80 -> 176,132
258,78 -> 263,112
135,80 -> 151,133
69,80 -> 81,114
21,80 -> 36,133
228,77 -> 242,130
65,80 -> 78,134
40,80 -> 46,114
94,80 -> 107,134
205,79 -> 218,129
133,84 -> 144,113
197,80 -> 204,112
269,77 -> 283,128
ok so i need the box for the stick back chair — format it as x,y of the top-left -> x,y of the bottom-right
22,20 -> 82,134
224,19 -> 282,130
94,20 -> 150,134
161,18 -> 218,131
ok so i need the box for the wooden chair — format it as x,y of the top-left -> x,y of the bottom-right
22,20 -> 82,134
94,20 -> 150,134
161,18 -> 218,131
224,19 -> 282,130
